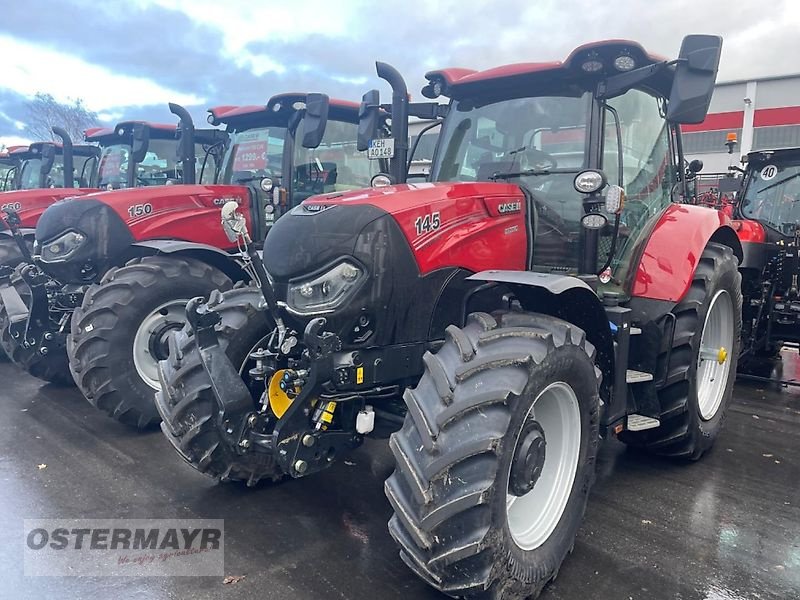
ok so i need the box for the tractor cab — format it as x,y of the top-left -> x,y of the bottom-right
88,121 -> 221,190
211,93 -> 381,242
733,147 -> 800,358
12,141 -> 100,190
0,146 -> 26,191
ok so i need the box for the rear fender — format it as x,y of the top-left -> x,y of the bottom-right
467,270 -> 614,392
129,240 -> 250,283
632,204 -> 742,302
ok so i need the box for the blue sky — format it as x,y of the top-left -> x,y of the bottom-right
1,0 -> 798,146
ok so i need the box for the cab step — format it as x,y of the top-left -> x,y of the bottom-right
627,414 -> 661,431
626,369 -> 654,383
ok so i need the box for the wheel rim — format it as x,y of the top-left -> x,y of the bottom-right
696,289 -> 735,420
133,300 -> 188,390
506,381 -> 581,551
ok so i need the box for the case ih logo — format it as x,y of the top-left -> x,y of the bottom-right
303,203 -> 333,213
498,201 -> 522,214
213,197 -> 241,206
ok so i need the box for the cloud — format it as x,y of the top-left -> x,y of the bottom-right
0,0 -> 797,143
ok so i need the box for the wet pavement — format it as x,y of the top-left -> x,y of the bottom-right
0,354 -> 798,600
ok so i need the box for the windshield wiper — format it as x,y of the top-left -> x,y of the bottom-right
489,168 -> 552,181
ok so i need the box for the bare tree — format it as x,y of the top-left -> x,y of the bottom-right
25,93 -> 100,143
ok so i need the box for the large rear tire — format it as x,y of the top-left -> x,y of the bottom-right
620,242 -> 742,459
156,286 -> 284,485
386,311 -> 600,600
68,256 -> 231,429
0,265 -> 73,384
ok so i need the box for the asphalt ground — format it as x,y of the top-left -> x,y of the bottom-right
0,353 -> 798,600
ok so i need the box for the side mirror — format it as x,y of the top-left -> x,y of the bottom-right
667,34 -> 723,124
39,144 -> 57,186
131,123 -> 150,164
688,159 -> 704,174
357,89 -> 381,152
301,93 -> 330,149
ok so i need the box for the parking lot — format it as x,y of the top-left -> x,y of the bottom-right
0,354 -> 797,600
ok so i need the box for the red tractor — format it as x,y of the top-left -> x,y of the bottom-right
0,94 -> 381,429
0,129 -> 106,275
156,36 -> 740,599
0,112 -> 224,379
732,147 -> 800,364
0,146 -> 26,191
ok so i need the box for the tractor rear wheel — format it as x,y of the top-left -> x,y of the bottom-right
0,266 -> 73,384
68,256 -> 231,429
620,242 -> 741,459
156,285 -> 284,485
386,311 -> 600,600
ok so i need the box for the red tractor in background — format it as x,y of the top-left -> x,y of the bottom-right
0,111 -> 224,380
0,129 -> 106,276
0,146 -> 26,191
156,36 -> 739,599
0,94 -> 382,429
732,147 -> 800,365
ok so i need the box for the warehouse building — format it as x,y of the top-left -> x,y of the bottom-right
684,73 -> 800,174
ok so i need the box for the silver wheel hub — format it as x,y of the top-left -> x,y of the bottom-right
506,381 -> 581,551
132,300 -> 188,390
696,289 -> 734,421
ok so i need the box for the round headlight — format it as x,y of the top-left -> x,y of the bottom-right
581,60 -> 604,73
371,173 -> 394,188
581,213 -> 608,230
432,81 -> 443,97
613,55 -> 636,72
207,114 -> 215,125
272,102 -> 282,113
264,204 -> 275,214
574,170 -> 607,194
299,284 -> 313,298
260,177 -> 273,192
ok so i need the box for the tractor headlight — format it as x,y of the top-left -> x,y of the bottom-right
574,170 -> 607,194
40,230 -> 86,263
287,261 -> 365,314
260,177 -> 274,192
613,54 -> 636,72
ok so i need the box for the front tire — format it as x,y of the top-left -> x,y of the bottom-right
386,311 -> 600,599
68,256 -> 231,429
620,242 -> 742,459
156,286 -> 284,485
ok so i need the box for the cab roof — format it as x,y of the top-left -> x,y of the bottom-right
425,39 -> 672,101
208,94 -> 360,131
84,121 -> 219,145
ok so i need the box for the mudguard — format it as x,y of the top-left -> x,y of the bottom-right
130,239 -> 249,282
467,270 -> 614,390
632,204 -> 742,302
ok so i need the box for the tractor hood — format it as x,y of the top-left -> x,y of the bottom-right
0,187 -> 98,230
263,181 -> 528,281
35,184 -> 252,284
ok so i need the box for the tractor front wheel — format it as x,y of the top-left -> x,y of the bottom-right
68,256 -> 231,429
156,286 -> 284,486
386,311 -> 600,600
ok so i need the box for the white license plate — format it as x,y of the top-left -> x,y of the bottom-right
367,138 -> 394,160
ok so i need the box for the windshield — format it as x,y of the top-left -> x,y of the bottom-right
97,139 -> 207,188
292,119 -> 379,203
0,165 -> 14,191
432,93 -> 592,271
221,128 -> 286,185
18,158 -> 45,189
741,161 -> 800,233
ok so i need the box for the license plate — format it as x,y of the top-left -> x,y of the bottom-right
367,138 -> 394,160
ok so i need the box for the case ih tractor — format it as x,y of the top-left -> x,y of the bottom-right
156,36 -> 741,599
0,129 -> 105,277
0,146 -> 25,191
0,94 -> 378,429
734,147 -> 800,362
0,112 -> 223,380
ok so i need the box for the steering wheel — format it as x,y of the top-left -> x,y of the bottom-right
523,148 -> 558,170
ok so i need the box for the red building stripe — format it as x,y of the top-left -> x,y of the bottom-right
682,111 -> 743,133
753,106 -> 800,127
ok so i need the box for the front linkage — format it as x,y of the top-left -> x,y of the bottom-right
181,295 -> 364,478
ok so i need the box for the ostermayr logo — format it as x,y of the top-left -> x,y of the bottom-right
23,519 -> 224,576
